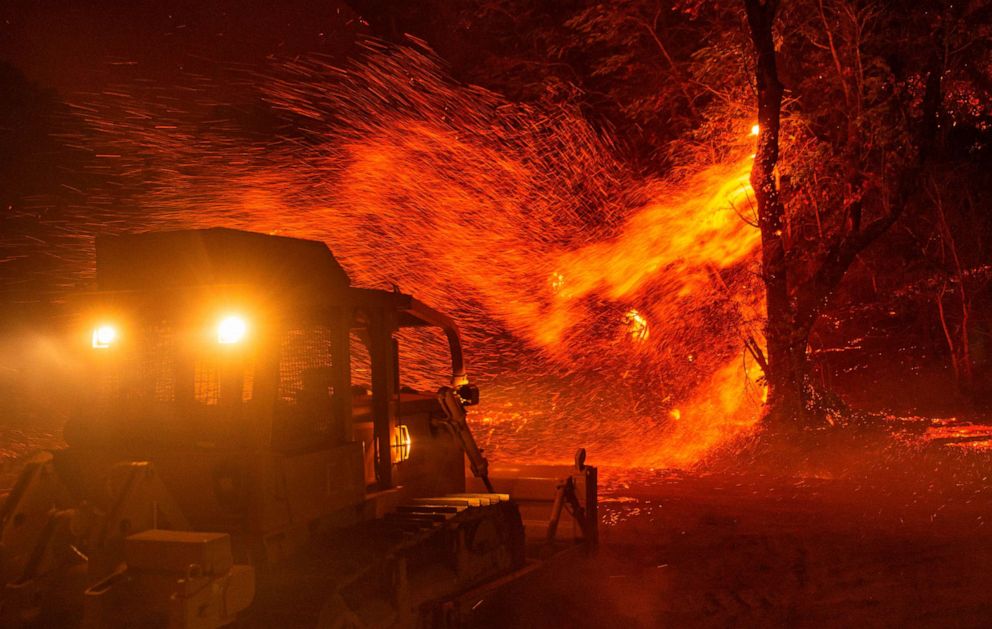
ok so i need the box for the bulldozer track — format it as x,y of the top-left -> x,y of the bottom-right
246,493 -> 524,628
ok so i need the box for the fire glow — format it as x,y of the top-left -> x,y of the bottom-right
57,41 -> 765,469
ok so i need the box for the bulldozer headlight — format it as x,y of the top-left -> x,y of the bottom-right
217,315 -> 248,344
92,324 -> 118,349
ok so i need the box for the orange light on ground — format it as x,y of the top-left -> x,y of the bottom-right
91,324 -> 118,349
217,315 -> 248,344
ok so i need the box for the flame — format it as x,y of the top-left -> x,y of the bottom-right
630,357 -> 764,468
50,41 -> 766,469
539,155 -> 758,350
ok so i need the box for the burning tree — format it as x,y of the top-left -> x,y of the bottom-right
4,0 -> 991,464
742,0 -> 992,427
419,0 -> 992,427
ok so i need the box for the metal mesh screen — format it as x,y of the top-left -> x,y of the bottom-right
349,332 -> 372,389
192,357 -> 254,405
95,323 -> 255,405
194,359 -> 220,405
279,326 -> 334,402
146,324 -> 177,402
97,322 -> 177,402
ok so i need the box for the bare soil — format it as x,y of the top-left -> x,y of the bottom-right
471,447 -> 992,628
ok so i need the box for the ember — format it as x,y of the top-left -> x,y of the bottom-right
38,40 -> 766,468
4,2 -> 992,626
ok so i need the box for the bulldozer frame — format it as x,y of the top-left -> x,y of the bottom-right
0,228 -> 597,627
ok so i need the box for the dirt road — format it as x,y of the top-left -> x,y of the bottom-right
472,461 -> 992,628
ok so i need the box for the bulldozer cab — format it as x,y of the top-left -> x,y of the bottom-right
66,229 -> 470,503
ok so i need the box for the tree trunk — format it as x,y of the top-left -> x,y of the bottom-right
744,0 -> 813,427
764,329 -> 812,427
933,184 -> 975,393
743,0 -> 940,429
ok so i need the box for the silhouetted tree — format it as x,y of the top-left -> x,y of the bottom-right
744,0 -> 992,426
353,0 -> 992,424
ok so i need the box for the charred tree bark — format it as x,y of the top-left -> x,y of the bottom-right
744,0 -> 807,426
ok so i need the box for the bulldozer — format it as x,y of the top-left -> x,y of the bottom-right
0,228 -> 597,627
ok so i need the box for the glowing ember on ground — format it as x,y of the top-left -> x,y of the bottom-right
924,420 -> 992,451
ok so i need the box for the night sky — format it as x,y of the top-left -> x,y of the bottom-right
0,0 -> 365,93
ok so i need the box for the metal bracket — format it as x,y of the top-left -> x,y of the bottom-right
435,387 -> 494,492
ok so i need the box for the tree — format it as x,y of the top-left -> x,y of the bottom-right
354,0 -> 992,426
743,0 -> 964,427
349,0 -> 732,171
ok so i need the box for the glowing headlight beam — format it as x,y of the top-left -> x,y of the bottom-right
92,324 -> 118,349
217,315 -> 248,344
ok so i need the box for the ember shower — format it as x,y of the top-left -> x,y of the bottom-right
56,40 -> 764,467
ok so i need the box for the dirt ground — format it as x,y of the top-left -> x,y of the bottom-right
471,453 -> 992,628
5,411 -> 992,628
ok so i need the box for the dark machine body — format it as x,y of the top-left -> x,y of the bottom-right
0,229 -> 600,628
